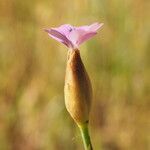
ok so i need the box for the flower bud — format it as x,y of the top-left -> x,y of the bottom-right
64,49 -> 92,124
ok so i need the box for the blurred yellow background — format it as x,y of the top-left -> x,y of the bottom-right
0,0 -> 150,150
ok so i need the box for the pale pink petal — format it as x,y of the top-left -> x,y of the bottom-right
77,32 -> 97,45
45,22 -> 103,49
76,25 -> 90,31
45,28 -> 73,48
76,22 -> 103,32
55,24 -> 74,36
88,22 -> 104,31
68,22 -> 103,46
67,29 -> 85,48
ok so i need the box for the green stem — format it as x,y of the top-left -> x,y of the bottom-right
78,122 -> 93,150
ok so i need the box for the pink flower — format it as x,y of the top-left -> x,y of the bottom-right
45,22 -> 103,49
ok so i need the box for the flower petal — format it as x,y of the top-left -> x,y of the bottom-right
77,32 -> 97,45
67,29 -> 83,48
76,23 -> 103,32
45,22 -> 103,49
45,28 -> 73,48
67,23 -> 103,46
88,22 -> 104,31
56,24 -> 74,36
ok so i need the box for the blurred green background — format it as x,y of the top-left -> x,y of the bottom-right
0,0 -> 150,150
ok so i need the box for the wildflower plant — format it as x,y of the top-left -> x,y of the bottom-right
45,22 -> 103,150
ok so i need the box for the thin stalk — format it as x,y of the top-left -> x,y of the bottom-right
78,123 -> 93,150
